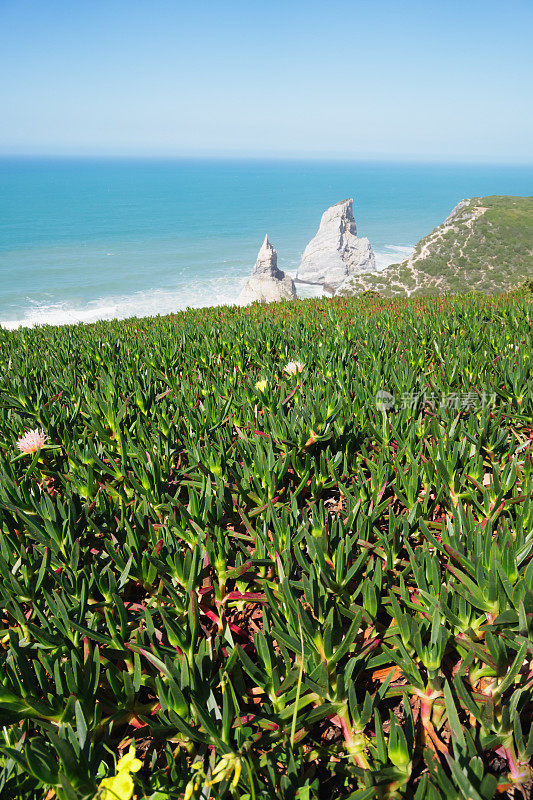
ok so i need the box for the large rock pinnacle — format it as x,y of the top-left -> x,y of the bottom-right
251,235 -> 284,278
296,199 -> 376,293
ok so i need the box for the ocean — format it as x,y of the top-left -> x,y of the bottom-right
1,158 -> 532,328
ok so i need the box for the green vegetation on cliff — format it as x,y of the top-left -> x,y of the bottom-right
340,195 -> 533,296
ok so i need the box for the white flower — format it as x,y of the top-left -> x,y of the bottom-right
284,361 -> 304,375
16,428 -> 48,454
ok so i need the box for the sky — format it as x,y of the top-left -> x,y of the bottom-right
0,0 -> 532,162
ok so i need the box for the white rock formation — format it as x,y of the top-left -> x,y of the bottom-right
238,235 -> 296,305
296,199 -> 376,293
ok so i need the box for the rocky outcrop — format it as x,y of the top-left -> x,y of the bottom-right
238,235 -> 296,305
296,199 -> 376,293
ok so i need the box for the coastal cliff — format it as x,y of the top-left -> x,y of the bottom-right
338,195 -> 533,297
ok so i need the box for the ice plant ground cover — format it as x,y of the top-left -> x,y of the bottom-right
0,291 -> 531,800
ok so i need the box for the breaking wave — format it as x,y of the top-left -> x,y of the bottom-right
1,245 -> 413,330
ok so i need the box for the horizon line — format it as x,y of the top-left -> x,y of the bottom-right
1,152 -> 533,168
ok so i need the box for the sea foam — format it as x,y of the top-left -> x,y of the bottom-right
0,246 -> 413,329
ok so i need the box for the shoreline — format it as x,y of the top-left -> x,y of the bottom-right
0,245 -> 414,330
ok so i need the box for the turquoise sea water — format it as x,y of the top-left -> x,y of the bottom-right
1,158 -> 532,328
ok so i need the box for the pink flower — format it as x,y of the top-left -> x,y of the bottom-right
16,428 -> 48,454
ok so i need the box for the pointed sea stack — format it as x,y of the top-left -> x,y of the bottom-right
296,199 -> 376,293
238,235 -> 296,305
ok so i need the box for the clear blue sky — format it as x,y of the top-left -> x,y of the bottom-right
1,0 -> 532,161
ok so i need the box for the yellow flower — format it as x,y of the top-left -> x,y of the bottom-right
98,746 -> 142,800
116,747 -> 142,774
255,379 -> 269,392
99,771 -> 134,800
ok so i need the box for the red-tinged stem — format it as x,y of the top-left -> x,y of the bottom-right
420,689 -> 433,728
504,745 -> 532,784
417,684 -> 448,755
339,711 -> 370,769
